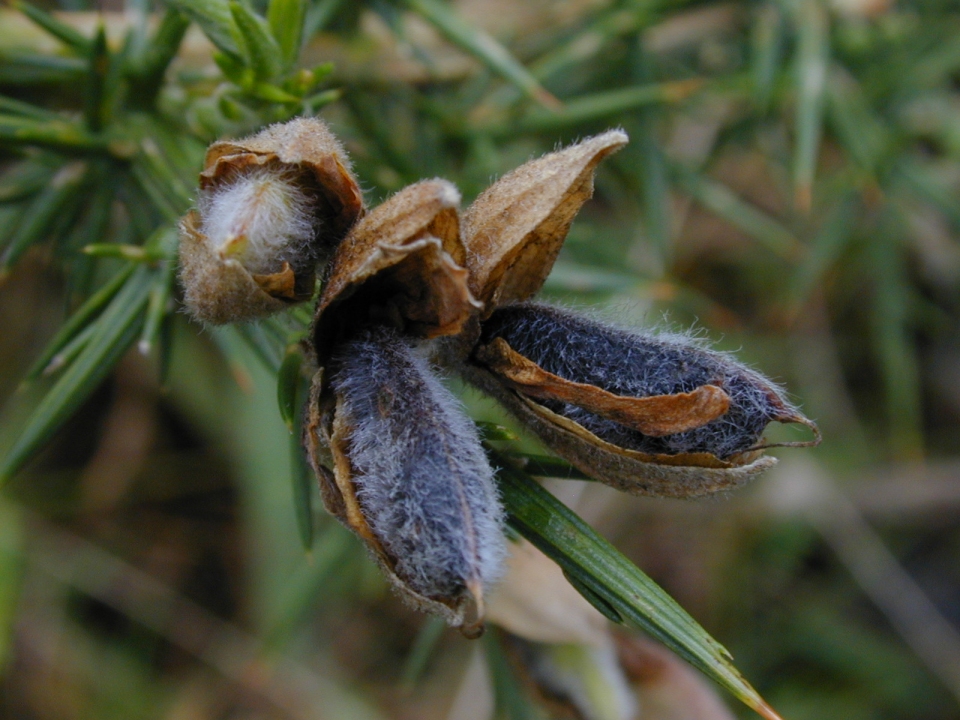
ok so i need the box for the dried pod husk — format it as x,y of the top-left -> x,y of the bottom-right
464,303 -> 820,498
311,179 -> 480,364
461,130 -> 628,314
302,326 -> 506,630
179,117 -> 364,324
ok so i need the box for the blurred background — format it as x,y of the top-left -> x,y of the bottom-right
1,0 -> 960,717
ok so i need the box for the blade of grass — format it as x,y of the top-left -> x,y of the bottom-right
233,323 -> 283,373
826,68 -> 889,174
869,214 -> 923,459
792,0 -> 829,211
404,0 -> 559,109
0,498 -> 23,673
303,0 -> 347,36
787,191 -> 858,313
485,629 -> 541,720
495,456 -> 783,720
261,523 -> 357,651
0,265 -> 153,484
483,80 -> 701,136
400,617 -> 447,691
750,3 -> 783,112
673,165 -> 801,261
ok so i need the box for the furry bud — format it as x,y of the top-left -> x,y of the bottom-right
179,117 -> 364,324
302,326 -> 506,632
465,303 -> 819,498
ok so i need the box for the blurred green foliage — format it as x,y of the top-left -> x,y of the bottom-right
1,0 -> 959,718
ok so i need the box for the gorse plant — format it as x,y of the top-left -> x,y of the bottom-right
2,0 -> 959,719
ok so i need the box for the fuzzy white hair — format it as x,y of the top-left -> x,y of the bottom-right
198,166 -> 318,275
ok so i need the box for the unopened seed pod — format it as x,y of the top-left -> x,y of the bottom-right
179,117 -> 364,324
464,303 -> 820,498
302,326 -> 506,632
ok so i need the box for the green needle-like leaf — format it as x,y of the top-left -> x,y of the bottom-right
139,236 -> 179,356
267,0 -> 306,70
290,388 -> 315,552
84,25 -> 110,133
14,0 -> 91,54
792,0 -> 828,211
0,162 -> 87,274
126,9 -> 191,109
0,115 -> 105,153
495,456 -> 783,720
166,0 -> 242,58
485,628 -> 542,720
0,95 -> 57,121
404,0 -> 559,109
0,53 -> 86,85
484,80 -> 701,136
276,344 -> 305,432
0,157 -> 57,202
673,165 -> 801,261
23,264 -> 135,383
400,617 -> 447,690
750,3 -> 783,112
0,265 -> 154,485
230,1 -> 283,82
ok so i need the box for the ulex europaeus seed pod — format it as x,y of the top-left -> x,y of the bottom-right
303,326 -> 505,632
179,117 -> 364,324
465,303 -> 820,498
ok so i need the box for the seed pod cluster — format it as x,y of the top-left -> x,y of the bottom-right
180,118 -> 820,631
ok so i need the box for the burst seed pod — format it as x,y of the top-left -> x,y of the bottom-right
311,178 -> 479,364
461,130 -> 628,315
179,117 -> 364,324
302,326 -> 506,633
465,303 -> 820,498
